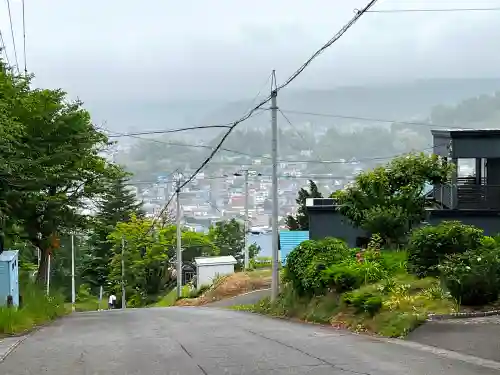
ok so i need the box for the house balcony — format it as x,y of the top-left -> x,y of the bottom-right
433,177 -> 500,210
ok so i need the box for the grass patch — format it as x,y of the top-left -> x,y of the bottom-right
0,284 -> 67,336
230,274 -> 456,338
153,288 -> 179,307
64,297 -> 106,312
153,285 -> 194,307
250,256 -> 272,269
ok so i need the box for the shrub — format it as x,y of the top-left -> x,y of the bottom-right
362,205 -> 410,246
323,262 -> 364,292
342,290 -> 383,316
439,248 -> 500,306
322,260 -> 388,293
284,238 -> 351,295
379,251 -> 408,275
407,221 -> 484,277
76,284 -> 92,302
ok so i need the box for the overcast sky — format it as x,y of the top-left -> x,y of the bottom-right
2,0 -> 500,104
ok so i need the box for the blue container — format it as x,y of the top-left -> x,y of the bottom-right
0,250 -> 20,306
279,231 -> 309,265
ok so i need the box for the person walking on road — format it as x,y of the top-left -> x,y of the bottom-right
108,293 -> 117,310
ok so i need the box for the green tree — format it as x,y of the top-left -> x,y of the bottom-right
108,216 -> 170,306
107,216 -> 218,306
286,180 -> 323,230
81,175 -> 144,290
161,225 -> 219,263
333,153 -> 453,245
248,243 -> 261,259
208,219 -> 247,265
0,66 -> 34,253
0,61 -> 120,283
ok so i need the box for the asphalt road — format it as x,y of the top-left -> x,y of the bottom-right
407,315 -> 500,362
1,307 -> 498,375
206,288 -> 271,308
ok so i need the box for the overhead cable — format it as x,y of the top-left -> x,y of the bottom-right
107,124 -> 232,137
21,0 -> 27,73
5,0 -> 19,73
176,0 -> 380,192
0,29 -> 11,66
278,109 -> 473,129
366,7 -> 500,13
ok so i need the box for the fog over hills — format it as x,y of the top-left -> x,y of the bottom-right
88,78 -> 500,134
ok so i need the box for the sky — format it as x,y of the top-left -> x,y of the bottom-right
1,0 -> 500,109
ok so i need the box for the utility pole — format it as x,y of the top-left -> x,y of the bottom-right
71,233 -> 76,312
270,72 -> 280,302
243,169 -> 250,270
46,253 -> 51,296
99,285 -> 103,311
176,180 -> 183,298
121,236 -> 126,309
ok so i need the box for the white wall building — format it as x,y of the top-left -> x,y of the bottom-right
194,256 -> 237,290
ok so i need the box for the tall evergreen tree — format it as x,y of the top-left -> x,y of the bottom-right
81,175 -> 143,290
286,180 -> 323,231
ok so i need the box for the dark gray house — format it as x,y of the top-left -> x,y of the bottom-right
307,129 -> 500,246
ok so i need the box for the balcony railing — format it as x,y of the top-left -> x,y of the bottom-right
433,178 -> 500,210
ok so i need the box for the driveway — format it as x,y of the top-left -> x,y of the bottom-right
0,307 -> 498,374
206,288 -> 271,308
407,315 -> 500,362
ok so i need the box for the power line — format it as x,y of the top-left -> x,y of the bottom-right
107,124 -> 234,138
278,109 -> 473,129
0,29 -> 11,67
176,0 -> 379,192
115,120 -> 449,166
278,108 -> 331,166
21,0 -> 27,74
245,71 -> 274,113
104,109 -> 266,138
107,128 -> 269,160
366,7 -> 500,13
276,0 -> 379,92
5,0 -> 19,74
144,169 -> 181,233
117,133 -> 393,165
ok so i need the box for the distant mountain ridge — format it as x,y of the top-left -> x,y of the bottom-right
90,78 -> 500,133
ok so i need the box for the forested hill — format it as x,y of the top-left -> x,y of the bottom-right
119,89 -> 500,183
91,78 -> 500,132
208,78 -> 500,124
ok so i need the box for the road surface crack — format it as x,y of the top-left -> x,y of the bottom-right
243,328 -> 373,375
178,342 -> 209,375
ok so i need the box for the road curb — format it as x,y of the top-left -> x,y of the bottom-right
0,335 -> 29,363
428,310 -> 500,321
380,337 -> 500,371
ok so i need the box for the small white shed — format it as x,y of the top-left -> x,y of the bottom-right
194,256 -> 237,290
0,250 -> 19,307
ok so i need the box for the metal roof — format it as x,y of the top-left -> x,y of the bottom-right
194,256 -> 237,266
0,250 -> 18,262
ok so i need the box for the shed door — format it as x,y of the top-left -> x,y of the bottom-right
0,262 -> 8,304
11,259 -> 18,297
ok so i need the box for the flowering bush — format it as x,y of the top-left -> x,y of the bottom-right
407,221 -> 484,277
439,248 -> 500,306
